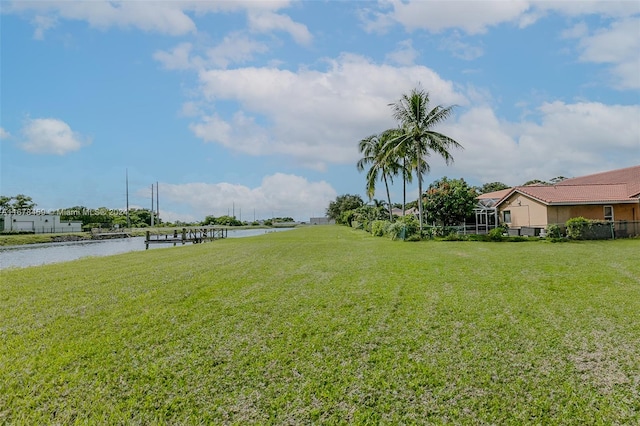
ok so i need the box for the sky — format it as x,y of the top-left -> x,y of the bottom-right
1,0 -> 639,223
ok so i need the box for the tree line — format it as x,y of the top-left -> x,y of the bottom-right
1,194 -> 294,230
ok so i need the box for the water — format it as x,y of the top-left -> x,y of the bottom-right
0,228 -> 295,270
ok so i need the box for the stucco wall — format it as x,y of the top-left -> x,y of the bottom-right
498,194 -> 548,227
547,202 -> 639,224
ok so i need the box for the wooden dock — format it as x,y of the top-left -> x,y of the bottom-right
145,227 -> 227,249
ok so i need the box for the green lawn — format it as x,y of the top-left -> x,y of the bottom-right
1,226 -> 639,424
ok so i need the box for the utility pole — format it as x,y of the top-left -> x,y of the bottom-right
156,181 -> 159,224
126,169 -> 130,228
151,184 -> 154,227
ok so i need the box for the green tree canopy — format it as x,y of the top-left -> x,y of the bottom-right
478,182 -> 510,194
0,194 -> 37,211
357,129 -> 401,221
423,177 -> 478,227
326,194 -> 364,224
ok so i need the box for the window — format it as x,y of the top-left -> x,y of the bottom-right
503,210 -> 511,223
604,206 -> 614,221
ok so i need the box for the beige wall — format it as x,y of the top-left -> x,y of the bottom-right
548,202 -> 639,224
498,194 -> 548,227
499,195 -> 640,227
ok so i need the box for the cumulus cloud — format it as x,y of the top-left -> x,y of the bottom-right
385,39 -> 419,65
20,118 -> 91,155
361,0 -> 639,35
191,54 -> 467,169
571,17 -> 640,89
248,10 -> 312,45
443,101 -> 640,185
153,42 -> 195,70
362,0 -> 532,35
6,0 -> 302,39
0,127 -> 10,139
158,173 -> 337,221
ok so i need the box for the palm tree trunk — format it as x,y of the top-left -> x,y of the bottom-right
383,175 -> 393,221
402,157 -> 407,217
417,155 -> 423,231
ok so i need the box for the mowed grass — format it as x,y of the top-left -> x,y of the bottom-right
1,226 -> 639,424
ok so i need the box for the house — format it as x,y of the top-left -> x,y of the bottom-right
493,165 -> 640,236
390,207 -> 419,217
0,213 -> 83,233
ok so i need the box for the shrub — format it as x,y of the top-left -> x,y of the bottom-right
387,215 -> 420,241
566,217 -> 612,240
546,224 -> 562,239
566,217 -> 590,239
488,227 -> 505,242
371,220 -> 390,237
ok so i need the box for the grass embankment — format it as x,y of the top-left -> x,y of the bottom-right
1,226 -> 639,424
0,232 -> 91,246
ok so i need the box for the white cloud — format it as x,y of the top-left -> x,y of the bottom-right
438,33 -> 484,61
206,33 -> 270,68
362,0 -> 639,35
248,10 -> 313,45
6,0 -> 301,38
154,34 -> 270,71
572,17 -> 640,89
443,101 -> 640,185
159,173 -> 337,221
385,39 -> 419,65
20,118 -> 91,155
192,54 -> 467,169
0,127 -> 10,139
153,42 -> 195,70
363,0 -> 532,35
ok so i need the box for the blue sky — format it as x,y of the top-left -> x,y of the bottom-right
1,0 -> 639,222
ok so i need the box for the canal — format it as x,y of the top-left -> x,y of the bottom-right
0,228 -> 295,269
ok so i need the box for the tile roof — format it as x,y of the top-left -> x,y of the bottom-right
514,183 -> 634,204
495,165 -> 640,206
557,165 -> 640,198
477,188 -> 512,200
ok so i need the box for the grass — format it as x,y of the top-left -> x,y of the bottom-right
1,226 -> 639,424
0,232 -> 91,246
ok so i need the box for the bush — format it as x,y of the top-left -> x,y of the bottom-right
387,215 -> 420,241
371,220 -> 390,237
566,217 -> 612,240
546,224 -> 562,239
488,227 -> 505,242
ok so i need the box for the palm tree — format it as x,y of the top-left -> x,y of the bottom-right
388,87 -> 462,231
357,129 -> 401,221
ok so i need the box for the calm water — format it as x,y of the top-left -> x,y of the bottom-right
0,228 -> 294,270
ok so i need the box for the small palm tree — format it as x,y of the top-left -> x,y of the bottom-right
388,87 -> 462,231
357,129 -> 401,221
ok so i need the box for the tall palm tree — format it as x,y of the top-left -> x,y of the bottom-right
357,129 -> 401,221
388,87 -> 462,231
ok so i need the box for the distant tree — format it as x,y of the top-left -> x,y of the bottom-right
202,215 -> 242,226
478,182 -> 510,194
423,177 -> 478,226
550,176 -> 568,184
326,194 -> 364,224
0,194 -> 37,211
0,196 -> 12,210
523,179 -> 548,186
12,194 -> 36,210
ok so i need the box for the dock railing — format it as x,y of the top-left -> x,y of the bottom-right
145,227 -> 227,249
